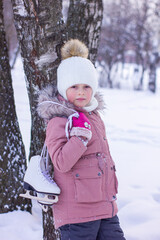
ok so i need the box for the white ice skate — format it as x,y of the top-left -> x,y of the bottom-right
20,154 -> 60,212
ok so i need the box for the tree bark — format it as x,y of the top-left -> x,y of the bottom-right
148,53 -> 159,93
3,0 -> 19,67
66,0 -> 103,63
11,0 -> 65,156
11,0 -> 64,238
148,65 -> 156,93
0,0 -> 31,213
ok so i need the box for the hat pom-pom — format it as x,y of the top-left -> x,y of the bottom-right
61,39 -> 89,60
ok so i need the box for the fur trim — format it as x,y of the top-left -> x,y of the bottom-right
61,39 -> 88,60
70,127 -> 92,141
37,86 -> 106,121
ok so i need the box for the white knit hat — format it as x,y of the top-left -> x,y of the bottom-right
57,39 -> 98,101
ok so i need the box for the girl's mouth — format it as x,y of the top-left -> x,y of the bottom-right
76,98 -> 86,101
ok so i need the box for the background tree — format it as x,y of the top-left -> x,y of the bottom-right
98,0 -> 160,92
148,52 -> 160,92
129,0 -> 153,90
98,0 -> 132,87
66,0 -> 103,63
0,0 -> 31,214
147,0 -> 160,92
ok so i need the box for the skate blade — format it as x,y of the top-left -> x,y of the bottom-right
19,190 -> 59,204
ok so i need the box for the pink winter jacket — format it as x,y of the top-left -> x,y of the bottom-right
37,86 -> 118,229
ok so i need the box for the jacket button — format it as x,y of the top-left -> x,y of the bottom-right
75,173 -> 79,177
84,122 -> 89,128
96,153 -> 101,157
89,112 -> 92,115
98,172 -> 101,176
103,137 -> 106,140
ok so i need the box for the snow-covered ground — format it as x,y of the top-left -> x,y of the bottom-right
0,57 -> 160,240
102,89 -> 160,240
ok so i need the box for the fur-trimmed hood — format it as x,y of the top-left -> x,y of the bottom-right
37,86 -> 105,121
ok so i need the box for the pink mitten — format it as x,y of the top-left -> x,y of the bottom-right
70,112 -> 92,141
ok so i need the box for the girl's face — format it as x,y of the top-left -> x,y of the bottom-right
66,84 -> 93,108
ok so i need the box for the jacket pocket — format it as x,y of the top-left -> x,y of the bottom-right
72,166 -> 104,203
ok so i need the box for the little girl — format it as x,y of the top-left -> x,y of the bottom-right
38,39 -> 125,240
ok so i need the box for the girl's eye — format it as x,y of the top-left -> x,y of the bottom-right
71,86 -> 76,89
85,85 -> 90,88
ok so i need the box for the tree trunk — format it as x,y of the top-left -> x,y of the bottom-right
3,0 -> 19,67
66,0 -> 103,63
108,68 -> 113,88
136,65 -> 145,91
140,66 -> 145,90
148,53 -> 159,93
149,62 -> 156,93
0,0 -> 31,213
11,0 -> 64,238
11,0 -> 65,157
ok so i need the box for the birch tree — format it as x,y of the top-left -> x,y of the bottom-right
0,0 -> 31,213
11,0 -> 64,158
11,0 -> 64,239
66,0 -> 103,63
98,0 -> 132,87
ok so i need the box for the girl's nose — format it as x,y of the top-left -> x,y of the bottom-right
78,88 -> 84,95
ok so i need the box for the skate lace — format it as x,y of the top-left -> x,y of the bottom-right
42,170 -> 57,185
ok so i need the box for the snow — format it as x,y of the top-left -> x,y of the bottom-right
102,89 -> 160,240
35,52 -> 57,69
0,210 -> 43,240
0,56 -> 160,240
14,3 -> 28,17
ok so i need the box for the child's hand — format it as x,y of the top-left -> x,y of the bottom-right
70,112 -> 92,141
